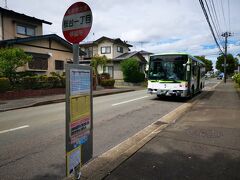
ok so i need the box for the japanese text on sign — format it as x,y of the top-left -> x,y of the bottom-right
63,14 -> 92,29
70,69 -> 90,96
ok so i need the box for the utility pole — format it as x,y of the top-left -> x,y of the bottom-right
221,32 -> 232,83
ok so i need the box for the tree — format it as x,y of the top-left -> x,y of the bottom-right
195,56 -> 213,72
90,54 -> 109,85
0,48 -> 32,85
121,58 -> 145,83
216,54 -> 238,74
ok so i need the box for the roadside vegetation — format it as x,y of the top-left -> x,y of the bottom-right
195,56 -> 213,72
232,73 -> 240,86
121,58 -> 145,83
0,48 -> 115,93
0,47 -> 66,92
0,48 -> 32,86
0,71 -> 66,93
216,54 -> 238,75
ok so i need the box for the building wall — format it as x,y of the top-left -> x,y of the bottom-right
2,14 -> 43,40
80,45 -> 98,59
0,13 -> 3,40
142,54 -> 150,70
97,40 -> 114,59
112,55 -> 146,80
81,40 -> 129,60
13,39 -> 72,75
113,44 -> 129,58
113,63 -> 123,80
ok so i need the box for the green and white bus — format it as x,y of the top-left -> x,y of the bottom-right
147,53 -> 205,98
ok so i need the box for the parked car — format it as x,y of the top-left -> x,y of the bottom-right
217,74 -> 223,80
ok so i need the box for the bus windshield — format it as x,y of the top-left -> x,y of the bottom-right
148,55 -> 188,81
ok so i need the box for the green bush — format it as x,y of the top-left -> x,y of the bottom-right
20,74 -> 65,90
121,58 -> 145,83
0,77 -> 11,92
47,76 -> 61,88
50,72 -> 65,88
22,76 -> 40,89
16,71 -> 35,78
233,73 -> 240,85
133,72 -> 145,83
101,79 -> 115,88
100,73 -> 110,80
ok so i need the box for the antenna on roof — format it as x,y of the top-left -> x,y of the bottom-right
92,32 -> 95,41
4,0 -> 8,9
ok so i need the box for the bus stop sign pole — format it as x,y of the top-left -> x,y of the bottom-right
62,2 -> 93,179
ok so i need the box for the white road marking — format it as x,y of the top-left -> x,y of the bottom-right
112,96 -> 149,106
0,125 -> 29,134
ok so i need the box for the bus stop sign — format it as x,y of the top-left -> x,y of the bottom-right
62,2 -> 92,44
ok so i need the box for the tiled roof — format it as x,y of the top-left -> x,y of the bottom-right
139,50 -> 153,55
0,34 -> 85,55
113,51 -> 147,64
79,36 -> 132,47
0,7 -> 52,25
113,51 -> 139,60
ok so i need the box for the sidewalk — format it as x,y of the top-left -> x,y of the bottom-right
103,80 -> 240,180
0,86 -> 144,112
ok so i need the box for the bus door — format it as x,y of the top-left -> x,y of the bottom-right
197,65 -> 201,91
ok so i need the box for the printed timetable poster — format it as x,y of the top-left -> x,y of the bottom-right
65,65 -> 93,178
70,95 -> 91,146
70,69 -> 90,96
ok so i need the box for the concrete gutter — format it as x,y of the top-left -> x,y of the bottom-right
78,82 -> 221,180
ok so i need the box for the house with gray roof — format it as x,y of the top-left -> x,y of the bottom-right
0,7 -> 84,75
79,36 -> 147,81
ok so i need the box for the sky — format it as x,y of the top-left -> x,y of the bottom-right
1,0 -> 240,69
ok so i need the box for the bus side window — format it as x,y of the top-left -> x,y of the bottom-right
192,62 -> 198,77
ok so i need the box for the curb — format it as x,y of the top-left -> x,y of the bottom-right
0,89 -> 135,112
79,82 -> 221,180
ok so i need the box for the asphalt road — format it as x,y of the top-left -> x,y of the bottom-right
0,79 -> 219,179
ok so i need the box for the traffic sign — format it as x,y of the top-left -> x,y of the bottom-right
62,2 -> 92,44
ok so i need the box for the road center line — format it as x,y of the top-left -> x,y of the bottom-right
0,125 -> 29,134
112,96 -> 149,106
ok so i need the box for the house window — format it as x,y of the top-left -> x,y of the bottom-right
55,60 -> 64,70
101,46 -> 111,54
16,24 -> 35,36
106,66 -> 113,78
84,47 -> 93,58
117,46 -> 123,53
28,57 -> 48,70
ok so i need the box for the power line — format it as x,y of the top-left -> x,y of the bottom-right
220,0 -> 228,31
227,0 -> 231,32
209,0 -> 224,45
204,0 -> 223,47
199,0 -> 224,54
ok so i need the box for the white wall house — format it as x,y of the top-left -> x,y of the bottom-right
139,50 -> 153,70
79,36 -> 147,81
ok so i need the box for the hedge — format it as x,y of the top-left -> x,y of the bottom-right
0,77 -> 11,92
233,73 -> 240,85
22,75 -> 65,89
100,79 -> 115,88
123,72 -> 145,83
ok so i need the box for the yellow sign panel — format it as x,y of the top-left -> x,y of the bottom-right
70,95 -> 90,122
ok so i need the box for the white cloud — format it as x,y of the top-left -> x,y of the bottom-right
1,0 -> 239,64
